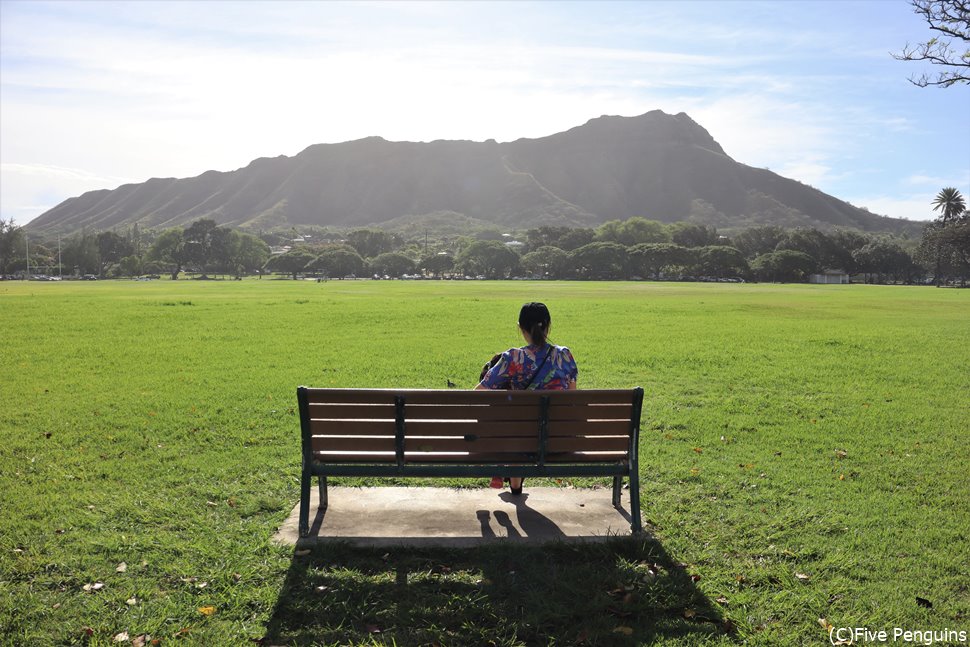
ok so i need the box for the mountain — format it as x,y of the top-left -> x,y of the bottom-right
26,110 -> 920,236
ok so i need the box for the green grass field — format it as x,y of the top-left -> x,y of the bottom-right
1,279 -> 967,646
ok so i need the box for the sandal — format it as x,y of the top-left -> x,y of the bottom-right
489,476 -> 504,489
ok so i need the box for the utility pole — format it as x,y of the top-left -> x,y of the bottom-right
25,235 -> 29,279
58,235 -> 62,277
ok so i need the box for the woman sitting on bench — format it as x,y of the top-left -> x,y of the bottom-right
476,302 -> 578,494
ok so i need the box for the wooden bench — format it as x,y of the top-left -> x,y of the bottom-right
297,387 -> 644,537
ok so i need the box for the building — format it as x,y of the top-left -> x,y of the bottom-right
809,269 -> 849,284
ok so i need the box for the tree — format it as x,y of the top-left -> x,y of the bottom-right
750,250 -> 818,282
62,230 -> 100,276
732,225 -> 787,259
454,240 -> 520,279
932,187 -> 967,222
628,243 -> 691,279
265,249 -> 316,280
520,246 -> 570,279
696,246 -> 749,279
148,228 -> 190,280
570,242 -> 630,279
346,229 -> 398,259
183,219 -> 228,276
117,255 -> 144,278
594,217 -> 669,246
0,218 -> 24,274
97,231 -> 134,277
227,232 -> 270,277
369,252 -> 415,277
922,187 -> 968,284
852,241 -> 919,284
775,228 -> 840,269
892,0 -> 970,88
419,252 -> 455,277
308,246 -> 366,279
668,222 -> 720,248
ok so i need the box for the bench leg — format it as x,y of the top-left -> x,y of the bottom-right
628,469 -> 643,534
318,475 -> 328,511
299,469 -> 311,538
612,476 -> 622,507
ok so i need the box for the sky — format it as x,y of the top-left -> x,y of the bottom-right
1,0 -> 969,228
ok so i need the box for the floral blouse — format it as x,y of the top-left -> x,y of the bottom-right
479,344 -> 578,391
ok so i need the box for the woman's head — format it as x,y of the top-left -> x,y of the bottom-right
518,302 -> 551,347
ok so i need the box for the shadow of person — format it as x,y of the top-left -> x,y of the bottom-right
497,492 -> 566,539
492,510 -> 522,538
476,510 -> 497,538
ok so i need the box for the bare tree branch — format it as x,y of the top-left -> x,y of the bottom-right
892,0 -> 970,87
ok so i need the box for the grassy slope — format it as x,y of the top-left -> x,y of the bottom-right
0,280 -> 967,645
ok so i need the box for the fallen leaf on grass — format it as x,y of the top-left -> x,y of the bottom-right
116,562 -> 127,573
113,632 -> 129,643
916,596 -> 933,608
173,627 -> 191,637
206,501 -> 218,507
82,627 -> 94,637
82,582 -> 104,592
196,581 -> 208,589
198,606 -> 216,616
126,597 -> 138,606
795,573 -> 811,582
613,626 -> 633,635
690,574 -> 702,582
818,617 -> 833,630
716,596 -> 729,605
692,447 -> 703,454
232,573 -> 242,582
132,634 -> 150,647
682,608 -> 696,619
835,449 -> 847,459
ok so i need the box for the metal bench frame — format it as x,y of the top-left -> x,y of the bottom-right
297,387 -> 644,537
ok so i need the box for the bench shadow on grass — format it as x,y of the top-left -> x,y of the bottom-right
264,522 -> 732,644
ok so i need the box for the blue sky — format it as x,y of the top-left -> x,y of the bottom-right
2,0 -> 968,227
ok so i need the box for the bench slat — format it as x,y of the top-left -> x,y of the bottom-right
301,388 -> 636,407
308,403 -> 397,419
311,436 -> 396,452
548,403 -> 632,421
310,420 -> 396,436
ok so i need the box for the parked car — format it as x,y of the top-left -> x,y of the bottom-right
81,274 -> 98,281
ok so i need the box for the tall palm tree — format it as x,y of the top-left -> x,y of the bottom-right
929,187 -> 967,286
931,187 -> 966,223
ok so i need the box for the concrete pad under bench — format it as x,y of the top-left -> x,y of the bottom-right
274,486 -> 639,548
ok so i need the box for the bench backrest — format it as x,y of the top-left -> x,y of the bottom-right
298,387 -> 643,466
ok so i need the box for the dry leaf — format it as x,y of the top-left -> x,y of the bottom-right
83,582 -> 105,592
82,627 -> 94,637
52,603 -> 61,609
690,574 -> 701,582
838,474 -> 845,481
126,597 -> 138,606
795,572 -> 811,581
818,617 -> 833,630
689,468 -> 700,475
173,627 -> 191,637
716,596 -> 729,605
206,501 -> 217,507
198,606 -> 216,616
113,631 -> 129,643
692,447 -> 703,454
132,634 -> 150,647
232,573 -> 242,582
613,626 -> 634,635
196,581 -> 208,589
116,562 -> 127,573
682,608 -> 696,619
835,450 -> 847,459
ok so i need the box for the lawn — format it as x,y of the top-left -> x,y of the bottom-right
1,279 -> 967,645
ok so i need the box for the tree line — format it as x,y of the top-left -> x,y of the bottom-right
2,188 -> 967,285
